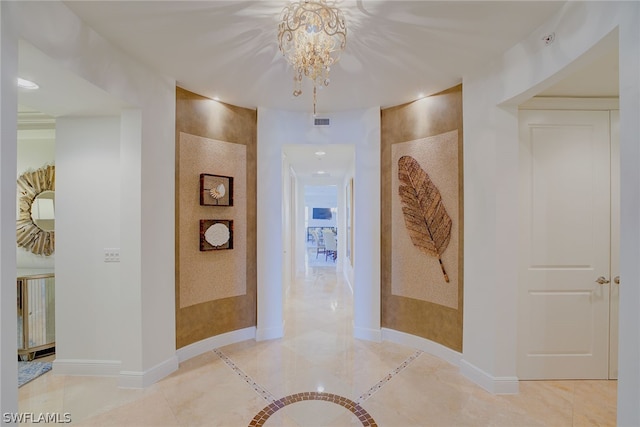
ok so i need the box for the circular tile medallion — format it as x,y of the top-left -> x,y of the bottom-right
249,392 -> 377,427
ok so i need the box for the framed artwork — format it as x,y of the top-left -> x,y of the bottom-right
200,219 -> 233,251
200,174 -> 233,206
391,130 -> 459,309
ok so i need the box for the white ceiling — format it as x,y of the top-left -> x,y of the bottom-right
18,40 -> 127,118
61,0 -> 569,113
284,144 -> 354,181
538,46 -> 619,97
17,1 -> 619,182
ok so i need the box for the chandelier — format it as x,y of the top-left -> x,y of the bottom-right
277,0 -> 347,115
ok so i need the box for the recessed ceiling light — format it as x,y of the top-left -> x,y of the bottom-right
17,78 -> 39,90
315,151 -> 326,156
317,170 -> 326,174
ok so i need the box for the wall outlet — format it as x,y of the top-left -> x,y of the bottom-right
104,248 -> 120,263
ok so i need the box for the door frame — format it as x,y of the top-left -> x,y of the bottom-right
517,97 -> 620,379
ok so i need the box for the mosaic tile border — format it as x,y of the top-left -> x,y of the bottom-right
248,392 -> 377,427
215,346 -> 419,426
357,349 -> 423,403
213,348 -> 277,403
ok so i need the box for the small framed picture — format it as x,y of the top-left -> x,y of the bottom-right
200,219 -> 233,251
200,174 -> 233,206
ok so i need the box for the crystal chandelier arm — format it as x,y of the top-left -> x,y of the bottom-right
277,0 -> 347,113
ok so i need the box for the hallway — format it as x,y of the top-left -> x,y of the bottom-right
18,267 -> 616,426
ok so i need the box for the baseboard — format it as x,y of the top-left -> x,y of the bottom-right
381,328 -> 518,394
52,359 -> 121,377
459,359 -> 519,394
342,268 -> 354,294
381,328 -> 462,367
353,325 -> 382,342
256,323 -> 284,341
118,355 -> 179,389
176,326 -> 257,363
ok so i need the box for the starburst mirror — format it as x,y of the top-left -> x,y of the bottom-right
17,164 -> 55,256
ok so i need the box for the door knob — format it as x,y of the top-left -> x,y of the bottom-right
614,276 -> 620,285
595,276 -> 610,285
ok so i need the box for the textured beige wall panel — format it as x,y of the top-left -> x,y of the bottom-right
175,87 -> 257,349
391,130 -> 459,309
381,84 -> 463,352
178,133 -> 246,307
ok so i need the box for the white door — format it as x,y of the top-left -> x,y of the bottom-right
518,109 -> 612,380
609,110 -> 620,379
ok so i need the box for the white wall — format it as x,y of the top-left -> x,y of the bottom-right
307,207 -> 337,229
462,2 -> 640,421
3,0 -> 177,392
0,1 -> 20,414
342,167 -> 355,291
282,156 -> 294,297
306,185 -> 338,229
615,7 -> 640,424
16,128 -> 55,269
295,179 -> 306,276
55,117 -> 121,364
257,107 -> 380,341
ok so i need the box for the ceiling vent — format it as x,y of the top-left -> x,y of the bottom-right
314,117 -> 331,127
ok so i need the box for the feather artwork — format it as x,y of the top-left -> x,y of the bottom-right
397,155 -> 452,283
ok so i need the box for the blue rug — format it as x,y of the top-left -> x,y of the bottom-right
18,361 -> 52,387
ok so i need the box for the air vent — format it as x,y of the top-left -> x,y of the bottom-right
314,117 -> 331,126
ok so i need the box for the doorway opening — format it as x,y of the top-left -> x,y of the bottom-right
16,39 -> 129,391
305,185 -> 339,270
516,40 -> 620,381
281,144 -> 355,334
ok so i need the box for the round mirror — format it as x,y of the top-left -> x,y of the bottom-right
17,164 -> 55,256
30,190 -> 55,232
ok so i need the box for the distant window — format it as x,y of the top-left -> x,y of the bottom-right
312,208 -> 332,220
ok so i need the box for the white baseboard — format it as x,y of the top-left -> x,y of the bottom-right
381,328 -> 519,394
176,326 -> 256,363
256,323 -> 284,341
459,359 -> 519,394
52,359 -> 121,377
118,355 -> 179,389
381,328 -> 462,367
342,268 -> 354,294
353,325 -> 382,342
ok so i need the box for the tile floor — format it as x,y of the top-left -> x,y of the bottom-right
19,265 -> 617,426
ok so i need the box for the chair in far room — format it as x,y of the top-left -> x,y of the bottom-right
311,229 -> 326,258
323,231 -> 337,261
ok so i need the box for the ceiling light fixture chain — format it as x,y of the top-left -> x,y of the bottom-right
277,0 -> 347,115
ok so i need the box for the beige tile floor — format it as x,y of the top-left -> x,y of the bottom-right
19,265 -> 617,426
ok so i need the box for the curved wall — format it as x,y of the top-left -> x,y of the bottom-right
175,87 -> 257,348
381,85 -> 464,352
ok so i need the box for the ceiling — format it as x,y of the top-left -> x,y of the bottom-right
60,0 -> 570,114
284,144 -> 355,182
18,1 -> 619,182
18,40 -> 128,120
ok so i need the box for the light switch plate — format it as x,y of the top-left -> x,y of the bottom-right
104,248 -> 120,263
